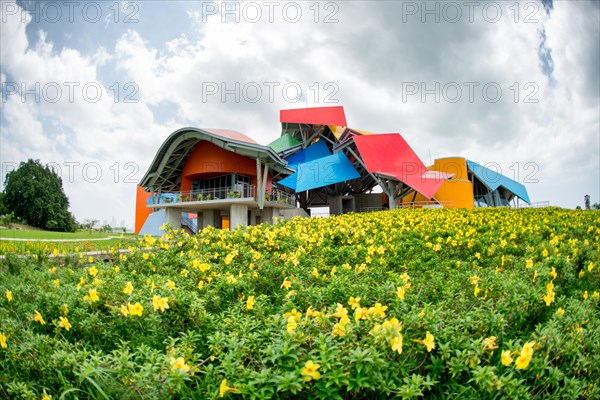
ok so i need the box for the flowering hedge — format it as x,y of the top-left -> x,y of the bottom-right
1,207 -> 599,399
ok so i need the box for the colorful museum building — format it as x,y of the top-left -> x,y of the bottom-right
135,106 -> 530,235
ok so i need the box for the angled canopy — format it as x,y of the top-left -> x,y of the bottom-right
278,152 -> 361,192
353,134 -> 450,199
140,127 -> 293,192
467,160 -> 531,203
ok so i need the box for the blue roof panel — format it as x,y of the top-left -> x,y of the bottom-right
286,140 -> 331,168
278,152 -> 361,192
467,160 -> 531,203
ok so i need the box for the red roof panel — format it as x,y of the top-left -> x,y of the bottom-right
280,106 -> 347,126
353,134 -> 449,199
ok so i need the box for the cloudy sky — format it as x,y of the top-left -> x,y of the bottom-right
1,0 -> 598,228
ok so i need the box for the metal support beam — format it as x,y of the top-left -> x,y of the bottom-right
256,159 -> 263,209
256,159 -> 270,210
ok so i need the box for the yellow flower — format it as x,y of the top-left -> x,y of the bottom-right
473,284 -> 481,297
354,307 -> 366,322
6,290 -> 13,302
171,357 -> 190,373
368,303 -> 388,318
284,308 -> 302,319
579,270 -> 585,278
83,289 -> 99,303
120,304 -> 129,317
153,295 -> 170,312
515,342 -> 535,370
286,316 -> 298,333
391,335 -> 403,354
395,286 -> 406,300
555,307 -> 565,318
542,249 -> 548,258
123,282 -> 134,295
501,350 -> 513,366
281,277 -> 292,290
543,291 -> 555,306
41,389 -> 52,400
483,336 -> 498,350
301,360 -> 321,382
348,296 -> 361,310
128,302 -> 143,317
470,275 -> 481,285
219,379 -> 239,397
306,306 -> 322,319
332,321 -> 349,337
30,309 -> 47,325
166,280 -> 176,290
88,266 -> 98,276
53,279 -> 60,287
550,267 -> 557,279
583,291 -> 589,300
311,268 -> 320,278
246,295 -> 256,310
525,259 -> 534,268
414,331 -> 435,352
331,303 -> 349,320
0,332 -> 7,348
58,316 -> 71,331
588,262 -> 595,272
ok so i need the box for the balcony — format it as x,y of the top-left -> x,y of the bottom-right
149,184 -> 297,209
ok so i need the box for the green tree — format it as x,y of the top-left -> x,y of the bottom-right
0,192 -> 8,215
584,194 -> 591,210
3,159 -> 76,232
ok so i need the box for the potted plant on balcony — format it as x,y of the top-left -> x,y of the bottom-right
196,193 -> 204,201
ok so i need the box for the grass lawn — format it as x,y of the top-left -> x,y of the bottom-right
0,227 -> 142,255
0,237 -> 142,255
0,228 -> 127,240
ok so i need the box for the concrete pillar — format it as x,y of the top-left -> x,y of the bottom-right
328,196 -> 343,215
230,204 -> 248,229
261,207 -> 276,225
165,208 -> 182,229
202,209 -> 215,229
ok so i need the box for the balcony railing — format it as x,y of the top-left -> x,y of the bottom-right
155,184 -> 296,207
398,200 -> 455,208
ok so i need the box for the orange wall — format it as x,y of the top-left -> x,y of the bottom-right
135,185 -> 153,234
400,157 -> 474,208
180,141 -> 272,192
